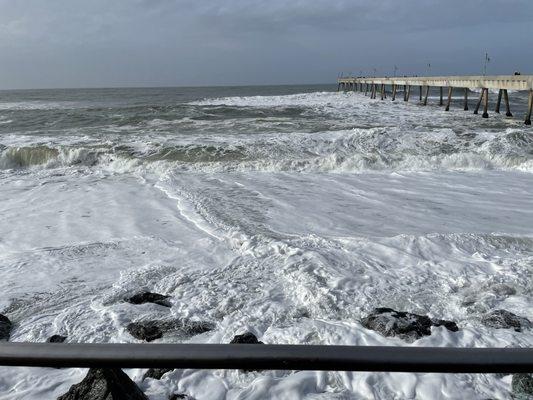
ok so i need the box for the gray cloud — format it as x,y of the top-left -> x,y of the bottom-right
0,0 -> 531,89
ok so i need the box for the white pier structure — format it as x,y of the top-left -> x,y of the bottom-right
337,75 -> 533,125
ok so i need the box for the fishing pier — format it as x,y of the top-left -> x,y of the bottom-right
337,75 -> 533,125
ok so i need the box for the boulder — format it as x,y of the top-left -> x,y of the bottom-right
230,332 -> 264,344
176,320 -> 214,337
361,308 -> 459,342
169,395 -> 193,400
126,292 -> 171,308
127,318 -> 214,342
57,368 -> 148,400
481,310 -> 531,332
512,374 -> 533,400
0,314 -> 12,341
126,322 -> 163,342
142,368 -> 173,381
48,335 -> 67,343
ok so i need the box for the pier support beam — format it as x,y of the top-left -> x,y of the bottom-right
474,91 -> 483,114
423,85 -> 430,106
381,84 -> 385,100
445,87 -> 452,111
526,90 -> 532,125
464,88 -> 469,111
439,87 -> 443,106
392,84 -> 397,101
419,86 -> 422,101
482,88 -> 489,118
495,89 -> 502,113
405,85 -> 411,101
503,90 -> 512,117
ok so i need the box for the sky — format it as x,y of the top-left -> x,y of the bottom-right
0,0 -> 532,89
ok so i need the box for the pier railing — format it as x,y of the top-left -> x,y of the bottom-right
0,342 -> 532,373
337,75 -> 533,125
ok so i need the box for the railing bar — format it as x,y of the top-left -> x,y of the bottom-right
0,343 -> 532,373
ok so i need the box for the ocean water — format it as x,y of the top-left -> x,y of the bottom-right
0,85 -> 532,399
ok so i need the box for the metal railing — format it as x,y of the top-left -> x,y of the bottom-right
0,343 -> 532,373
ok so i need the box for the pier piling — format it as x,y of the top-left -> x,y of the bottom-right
495,89 -> 502,113
392,84 -> 397,101
445,87 -> 452,111
439,87 -> 443,106
474,91 -> 483,115
423,85 -> 429,106
482,89 -> 489,118
503,90 -> 512,117
526,90 -> 532,125
405,85 -> 411,101
464,88 -> 469,111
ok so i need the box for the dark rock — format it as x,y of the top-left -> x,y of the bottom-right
142,368 -> 173,381
126,322 -> 163,342
481,310 -> 531,332
178,320 -> 214,336
512,374 -> 533,399
57,368 -> 148,400
361,308 -> 459,342
0,314 -> 12,341
126,292 -> 171,308
229,332 -> 264,372
48,335 -> 67,343
230,332 -> 264,344
169,395 -> 192,400
127,319 -> 213,342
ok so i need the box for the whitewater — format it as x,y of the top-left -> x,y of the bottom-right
0,85 -> 532,399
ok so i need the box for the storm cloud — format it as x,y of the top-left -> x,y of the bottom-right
0,0 -> 531,89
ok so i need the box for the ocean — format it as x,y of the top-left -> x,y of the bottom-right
0,84 -> 532,399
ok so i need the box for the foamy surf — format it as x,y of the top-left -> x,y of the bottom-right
0,85 -> 532,399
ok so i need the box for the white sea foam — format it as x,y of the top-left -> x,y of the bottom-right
0,89 -> 532,399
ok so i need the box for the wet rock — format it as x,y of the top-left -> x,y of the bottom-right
176,320 -> 214,336
230,332 -> 264,344
512,374 -> 533,399
142,368 -> 173,381
126,322 -> 163,342
229,332 -> 264,372
0,314 -> 12,341
361,308 -> 459,342
57,368 -> 148,400
127,318 -> 212,342
490,284 -> 516,297
169,395 -> 193,400
481,310 -> 531,332
126,292 -> 171,308
47,334 -> 67,343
